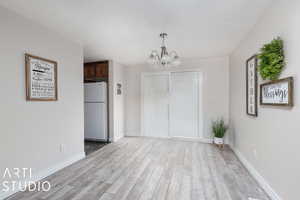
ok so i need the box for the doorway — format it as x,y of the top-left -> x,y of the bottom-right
141,71 -> 203,139
84,61 -> 110,155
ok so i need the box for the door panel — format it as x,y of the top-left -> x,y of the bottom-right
84,103 -> 107,140
95,62 -> 109,78
84,82 -> 107,102
169,72 -> 199,138
143,74 -> 169,138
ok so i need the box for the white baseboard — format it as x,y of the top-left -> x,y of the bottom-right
170,136 -> 213,143
0,152 -> 85,200
128,135 -> 213,144
113,135 -> 124,142
231,147 -> 281,200
124,132 -> 140,137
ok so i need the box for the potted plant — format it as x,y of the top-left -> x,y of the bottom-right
212,118 -> 228,146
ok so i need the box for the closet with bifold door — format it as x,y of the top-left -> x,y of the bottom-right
141,71 -> 203,139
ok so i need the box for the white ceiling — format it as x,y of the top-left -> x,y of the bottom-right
0,0 -> 273,66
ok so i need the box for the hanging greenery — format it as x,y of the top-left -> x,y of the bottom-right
258,37 -> 285,80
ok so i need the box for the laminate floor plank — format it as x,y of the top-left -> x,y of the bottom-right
7,137 -> 270,200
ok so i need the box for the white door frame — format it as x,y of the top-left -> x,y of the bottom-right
141,70 -> 203,140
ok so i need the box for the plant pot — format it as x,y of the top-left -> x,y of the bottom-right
214,137 -> 224,145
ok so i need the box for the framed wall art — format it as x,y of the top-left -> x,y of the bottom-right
260,77 -> 293,107
246,55 -> 258,116
117,83 -> 122,95
25,54 -> 58,101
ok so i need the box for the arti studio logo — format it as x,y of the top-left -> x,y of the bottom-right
2,168 -> 51,193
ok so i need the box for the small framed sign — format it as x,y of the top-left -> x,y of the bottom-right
246,55 -> 258,116
260,77 -> 293,107
25,54 -> 58,101
117,83 -> 122,95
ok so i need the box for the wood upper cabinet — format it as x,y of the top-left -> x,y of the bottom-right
84,63 -> 96,79
84,61 -> 108,80
95,62 -> 108,77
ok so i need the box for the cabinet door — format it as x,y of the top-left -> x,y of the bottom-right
84,64 -> 96,79
102,63 -> 108,77
95,62 -> 108,78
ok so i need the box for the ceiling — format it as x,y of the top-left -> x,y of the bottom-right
0,0 -> 273,66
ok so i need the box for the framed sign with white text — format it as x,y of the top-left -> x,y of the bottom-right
25,54 -> 58,101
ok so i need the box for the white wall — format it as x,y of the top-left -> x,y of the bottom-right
109,61 -> 125,141
0,6 -> 84,199
124,57 -> 229,140
230,1 -> 300,199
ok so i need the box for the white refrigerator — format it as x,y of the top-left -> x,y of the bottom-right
84,82 -> 108,141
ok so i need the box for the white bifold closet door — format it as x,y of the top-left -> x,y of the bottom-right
169,72 -> 199,138
142,71 -> 201,139
142,74 -> 170,138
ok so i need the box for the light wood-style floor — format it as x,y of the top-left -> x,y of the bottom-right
8,137 -> 270,200
85,141 -> 106,156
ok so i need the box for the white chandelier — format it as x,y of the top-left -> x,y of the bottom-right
147,33 -> 181,67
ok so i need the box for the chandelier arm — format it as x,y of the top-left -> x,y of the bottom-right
169,50 -> 177,55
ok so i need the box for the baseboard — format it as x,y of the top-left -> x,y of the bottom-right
128,135 -> 213,144
0,152 -> 85,200
231,147 -> 281,200
124,132 -> 140,137
112,134 -> 124,142
170,136 -> 213,143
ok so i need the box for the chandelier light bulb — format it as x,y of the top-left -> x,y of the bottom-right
161,54 -> 171,63
172,55 -> 181,66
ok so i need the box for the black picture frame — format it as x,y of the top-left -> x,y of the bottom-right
246,55 -> 258,116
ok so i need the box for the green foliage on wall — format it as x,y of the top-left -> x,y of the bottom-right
258,37 -> 285,80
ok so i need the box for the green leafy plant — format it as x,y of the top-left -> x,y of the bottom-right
258,37 -> 285,80
212,119 -> 228,138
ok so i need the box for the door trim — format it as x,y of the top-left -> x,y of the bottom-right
141,70 -> 203,139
